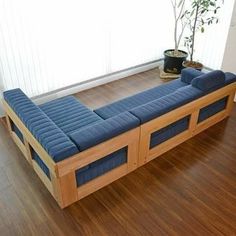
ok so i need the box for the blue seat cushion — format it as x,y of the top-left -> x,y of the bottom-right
39,96 -> 103,135
3,89 -> 79,162
191,70 -> 225,92
69,112 -> 140,151
181,68 -> 204,84
94,79 -> 188,119
130,86 -> 204,124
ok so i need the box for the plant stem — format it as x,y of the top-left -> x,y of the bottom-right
191,4 -> 199,61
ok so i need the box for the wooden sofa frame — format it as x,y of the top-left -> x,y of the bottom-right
2,81 -> 236,208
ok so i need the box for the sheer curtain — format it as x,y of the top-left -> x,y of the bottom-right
0,0 -> 235,113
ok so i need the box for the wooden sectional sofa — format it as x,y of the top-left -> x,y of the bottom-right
3,68 -> 236,208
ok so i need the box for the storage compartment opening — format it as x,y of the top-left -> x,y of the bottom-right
31,147 -> 51,180
76,146 -> 128,186
10,120 -> 24,144
198,96 -> 228,123
150,115 -> 190,149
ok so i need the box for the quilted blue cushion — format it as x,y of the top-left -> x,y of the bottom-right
69,112 -> 140,151
191,70 -> 225,92
94,79 -> 188,119
40,96 -> 103,135
130,86 -> 203,124
3,89 -> 79,162
181,68 -> 204,84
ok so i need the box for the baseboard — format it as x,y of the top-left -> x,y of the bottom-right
32,59 -> 163,105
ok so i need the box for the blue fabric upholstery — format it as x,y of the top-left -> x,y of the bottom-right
225,72 -> 236,85
191,70 -> 225,92
12,122 -> 24,143
150,116 -> 190,148
130,86 -> 203,124
198,96 -> 228,123
181,68 -> 204,84
32,150 -> 51,179
69,112 -> 140,151
3,89 -> 79,162
76,147 -> 127,186
39,96 -> 103,135
94,79 -> 188,119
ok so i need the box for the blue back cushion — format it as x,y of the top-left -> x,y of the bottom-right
181,68 -> 204,84
191,70 -> 225,92
3,89 -> 79,162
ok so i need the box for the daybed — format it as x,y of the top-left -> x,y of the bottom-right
2,68 -> 236,208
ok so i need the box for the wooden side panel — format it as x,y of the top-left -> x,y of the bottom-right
77,165 -> 127,201
56,128 -> 140,177
51,172 -> 78,208
58,127 -> 140,206
32,160 -> 54,195
139,82 -> 236,165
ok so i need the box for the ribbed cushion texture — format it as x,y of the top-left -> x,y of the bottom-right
191,70 -> 225,92
3,89 -> 79,162
76,147 -> 127,186
130,86 -> 203,124
181,68 -> 204,84
94,79 -> 188,119
69,112 -> 140,151
39,96 -> 103,135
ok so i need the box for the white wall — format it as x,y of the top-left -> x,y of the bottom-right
222,0 -> 236,72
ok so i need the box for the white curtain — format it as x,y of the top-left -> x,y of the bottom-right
0,0 -> 235,113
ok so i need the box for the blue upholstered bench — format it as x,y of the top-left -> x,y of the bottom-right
3,68 -> 236,208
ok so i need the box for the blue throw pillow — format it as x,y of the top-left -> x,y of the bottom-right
181,68 -> 204,84
191,70 -> 225,92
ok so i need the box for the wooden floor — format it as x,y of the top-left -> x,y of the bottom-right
1,68 -> 236,235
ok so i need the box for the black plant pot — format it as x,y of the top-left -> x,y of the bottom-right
163,49 -> 188,74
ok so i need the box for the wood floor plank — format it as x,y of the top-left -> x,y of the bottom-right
0,67 -> 236,235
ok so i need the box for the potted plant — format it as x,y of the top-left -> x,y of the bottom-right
183,0 -> 223,70
164,0 -> 189,74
